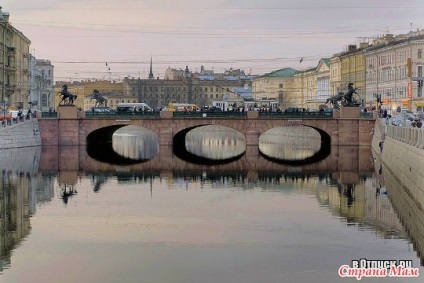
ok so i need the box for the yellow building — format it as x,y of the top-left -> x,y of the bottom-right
251,68 -> 298,109
0,8 -> 31,110
329,55 -> 342,96
339,43 -> 369,105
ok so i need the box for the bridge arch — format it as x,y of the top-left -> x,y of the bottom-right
85,124 -> 160,164
257,124 -> 331,165
172,124 -> 246,164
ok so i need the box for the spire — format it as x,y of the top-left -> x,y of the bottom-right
148,57 -> 154,79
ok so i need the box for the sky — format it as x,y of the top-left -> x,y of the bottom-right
2,0 -> 424,82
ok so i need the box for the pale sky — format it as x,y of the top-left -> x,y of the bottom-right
2,0 -> 424,82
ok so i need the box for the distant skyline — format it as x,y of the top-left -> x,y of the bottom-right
3,0 -> 424,81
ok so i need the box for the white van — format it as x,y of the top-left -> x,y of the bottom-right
116,103 -> 152,113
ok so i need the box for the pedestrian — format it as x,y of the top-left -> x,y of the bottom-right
417,119 -> 422,128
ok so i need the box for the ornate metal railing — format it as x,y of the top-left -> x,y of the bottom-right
173,111 -> 248,118
360,112 -> 374,119
85,111 -> 160,118
41,111 -> 58,118
259,111 -> 333,119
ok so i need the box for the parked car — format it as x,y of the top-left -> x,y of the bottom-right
391,115 -> 412,126
416,111 -> 424,120
91,107 -> 114,113
202,106 -> 222,112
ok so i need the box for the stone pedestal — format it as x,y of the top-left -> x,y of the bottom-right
340,106 -> 360,118
247,111 -> 259,119
57,105 -> 78,119
160,111 -> 173,119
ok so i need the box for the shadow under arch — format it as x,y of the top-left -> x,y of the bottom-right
86,124 -> 150,165
173,125 -> 245,165
259,125 -> 331,166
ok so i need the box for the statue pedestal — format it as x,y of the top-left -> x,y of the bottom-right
57,105 -> 78,119
340,106 -> 360,118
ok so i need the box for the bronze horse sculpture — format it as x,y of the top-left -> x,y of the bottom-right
343,83 -> 359,106
91,89 -> 107,107
57,84 -> 77,105
326,83 -> 360,109
325,92 -> 345,109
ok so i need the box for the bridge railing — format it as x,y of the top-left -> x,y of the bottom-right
259,111 -> 333,119
360,112 -> 374,119
85,111 -> 160,118
385,123 -> 424,149
173,111 -> 248,118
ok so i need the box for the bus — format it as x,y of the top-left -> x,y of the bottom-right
116,103 -> 152,113
167,103 -> 200,112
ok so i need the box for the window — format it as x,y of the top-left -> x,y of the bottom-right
41,94 -> 47,106
419,49 -> 422,59
418,66 -> 423,78
279,84 -> 283,88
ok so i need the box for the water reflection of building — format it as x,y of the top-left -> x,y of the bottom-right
185,126 -> 246,159
0,171 -> 31,272
259,126 -> 322,160
314,173 -> 406,238
112,126 -> 159,160
0,147 -> 54,271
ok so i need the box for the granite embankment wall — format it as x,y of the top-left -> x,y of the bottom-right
373,119 -> 424,259
374,120 -> 424,203
0,118 -> 42,149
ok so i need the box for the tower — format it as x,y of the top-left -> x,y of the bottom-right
148,57 -> 154,79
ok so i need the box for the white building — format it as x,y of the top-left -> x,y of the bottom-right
365,32 -> 424,113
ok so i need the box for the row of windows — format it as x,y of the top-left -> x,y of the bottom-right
366,50 -> 420,68
366,66 -> 422,83
143,86 -> 231,92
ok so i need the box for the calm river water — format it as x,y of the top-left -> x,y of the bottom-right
0,126 -> 423,283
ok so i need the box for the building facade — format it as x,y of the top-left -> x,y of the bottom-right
252,68 -> 298,109
33,59 -> 54,112
0,7 -> 31,111
365,32 -> 424,113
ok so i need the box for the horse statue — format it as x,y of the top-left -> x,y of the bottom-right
325,92 -> 345,109
91,89 -> 107,107
57,84 -> 77,105
325,83 -> 360,109
343,83 -> 359,106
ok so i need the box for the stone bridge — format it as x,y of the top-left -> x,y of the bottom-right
37,106 -> 375,147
